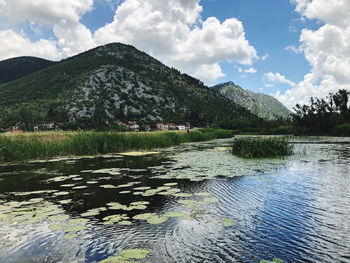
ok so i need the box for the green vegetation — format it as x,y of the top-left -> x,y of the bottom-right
0,56 -> 56,84
0,129 -> 234,163
0,43 -> 255,130
210,81 -> 292,120
292,89 -> 350,136
231,137 -> 293,158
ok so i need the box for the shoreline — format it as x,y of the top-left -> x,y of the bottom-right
0,129 -> 234,164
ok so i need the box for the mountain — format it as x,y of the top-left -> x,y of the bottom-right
0,56 -> 57,84
0,43 -> 256,130
210,81 -> 292,120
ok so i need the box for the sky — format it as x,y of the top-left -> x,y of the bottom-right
0,0 -> 350,109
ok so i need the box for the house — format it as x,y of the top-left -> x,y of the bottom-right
166,123 -> 176,130
156,123 -> 165,131
127,121 -> 139,131
41,122 -> 55,129
177,125 -> 186,131
11,129 -> 23,133
144,125 -> 151,132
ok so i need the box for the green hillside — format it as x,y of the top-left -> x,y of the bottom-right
211,81 -> 292,120
0,43 -> 256,130
0,56 -> 57,84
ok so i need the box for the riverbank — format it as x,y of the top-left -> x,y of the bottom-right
0,129 -> 234,163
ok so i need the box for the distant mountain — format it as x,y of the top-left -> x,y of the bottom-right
210,81 -> 292,120
0,56 -> 57,84
0,43 -> 256,130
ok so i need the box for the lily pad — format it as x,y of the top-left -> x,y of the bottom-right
49,223 -> 66,231
118,248 -> 150,259
130,201 -> 150,206
119,191 -> 131,194
203,197 -> 219,204
133,192 -> 143,196
100,185 -> 116,189
222,218 -> 236,227
118,220 -> 132,226
164,182 -> 178,186
133,187 -> 151,191
195,192 -> 211,197
72,186 -> 88,190
53,192 -> 70,196
133,213 -> 155,220
60,184 -> 75,188
98,256 -> 138,263
58,199 -> 72,205
64,233 -> 77,240
72,177 -> 83,181
81,211 -> 100,217
147,214 -> 168,225
64,225 -> 86,232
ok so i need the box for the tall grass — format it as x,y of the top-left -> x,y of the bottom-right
0,129 -> 235,163
231,137 -> 293,158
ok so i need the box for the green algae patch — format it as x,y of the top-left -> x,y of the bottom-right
103,214 -> 129,224
49,223 -> 67,231
147,214 -> 168,225
222,218 -> 236,227
118,249 -> 150,259
64,233 -> 77,240
133,186 -> 151,191
203,197 -> 220,204
118,220 -> 132,226
99,256 -> 139,263
132,213 -> 155,220
164,182 -> 178,186
260,258 -> 283,263
64,225 -> 86,232
195,192 -> 211,197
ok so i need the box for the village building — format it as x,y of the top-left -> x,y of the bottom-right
177,125 -> 186,130
166,123 -> 176,130
144,125 -> 151,132
156,123 -> 165,131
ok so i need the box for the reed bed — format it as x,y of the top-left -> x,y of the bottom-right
0,129 -> 234,163
231,137 -> 293,158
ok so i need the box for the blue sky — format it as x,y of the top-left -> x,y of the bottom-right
0,0 -> 349,108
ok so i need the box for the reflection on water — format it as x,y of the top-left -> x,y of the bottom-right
0,137 -> 350,263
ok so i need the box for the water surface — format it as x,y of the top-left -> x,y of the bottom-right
0,137 -> 349,262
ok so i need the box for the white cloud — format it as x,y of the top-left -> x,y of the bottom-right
264,72 -> 297,87
0,0 -> 258,85
285,45 -> 301,53
245,67 -> 257,74
0,0 -> 96,59
261,53 -> 269,61
194,63 -> 225,85
0,0 -> 94,24
237,67 -> 243,73
0,29 -> 60,60
276,0 -> 350,109
94,0 -> 258,84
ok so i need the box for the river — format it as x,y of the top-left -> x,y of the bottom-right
0,137 -> 349,262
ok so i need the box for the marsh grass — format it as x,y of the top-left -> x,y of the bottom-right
0,129 -> 234,163
231,137 -> 293,159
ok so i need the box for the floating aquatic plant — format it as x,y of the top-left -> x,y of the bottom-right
64,225 -> 87,232
118,249 -> 150,259
49,223 -> 66,231
203,197 -> 219,204
147,214 -> 168,224
222,218 -> 236,227
119,152 -> 159,157
118,220 -> 132,226
163,182 -> 178,186
98,256 -> 137,263
132,213 -> 155,220
64,233 -> 77,240
195,192 -> 211,197
260,258 -> 283,263
133,187 -> 151,191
